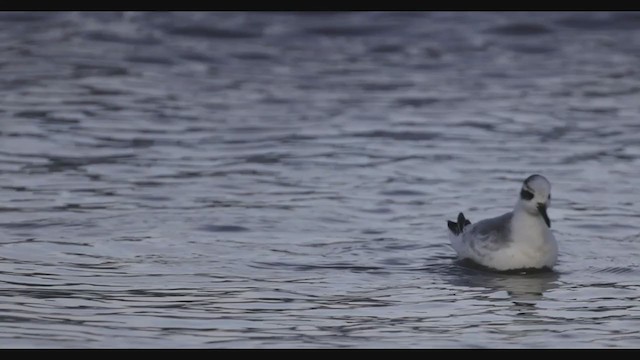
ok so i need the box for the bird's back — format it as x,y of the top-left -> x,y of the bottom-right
449,211 -> 514,261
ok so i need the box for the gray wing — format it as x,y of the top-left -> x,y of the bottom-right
461,212 -> 513,255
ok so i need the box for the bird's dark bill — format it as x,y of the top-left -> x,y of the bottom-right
537,204 -> 551,228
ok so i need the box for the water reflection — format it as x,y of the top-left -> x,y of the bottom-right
445,261 -> 561,302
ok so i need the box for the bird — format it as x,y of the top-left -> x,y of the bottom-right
447,174 -> 558,272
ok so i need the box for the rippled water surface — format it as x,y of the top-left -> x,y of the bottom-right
1,11 -> 640,348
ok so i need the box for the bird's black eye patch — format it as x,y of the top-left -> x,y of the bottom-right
548,194 -> 551,200
520,189 -> 534,200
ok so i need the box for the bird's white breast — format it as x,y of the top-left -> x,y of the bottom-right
491,213 -> 557,270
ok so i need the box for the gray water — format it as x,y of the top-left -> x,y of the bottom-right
1,11 -> 640,348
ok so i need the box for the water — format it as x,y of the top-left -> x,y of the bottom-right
1,11 -> 640,348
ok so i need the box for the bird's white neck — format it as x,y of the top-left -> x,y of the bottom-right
511,202 -> 549,243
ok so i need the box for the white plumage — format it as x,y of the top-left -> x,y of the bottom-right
448,174 -> 558,271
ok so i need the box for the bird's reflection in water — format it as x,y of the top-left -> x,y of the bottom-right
445,259 -> 561,306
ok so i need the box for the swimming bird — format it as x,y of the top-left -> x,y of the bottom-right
447,174 -> 558,271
